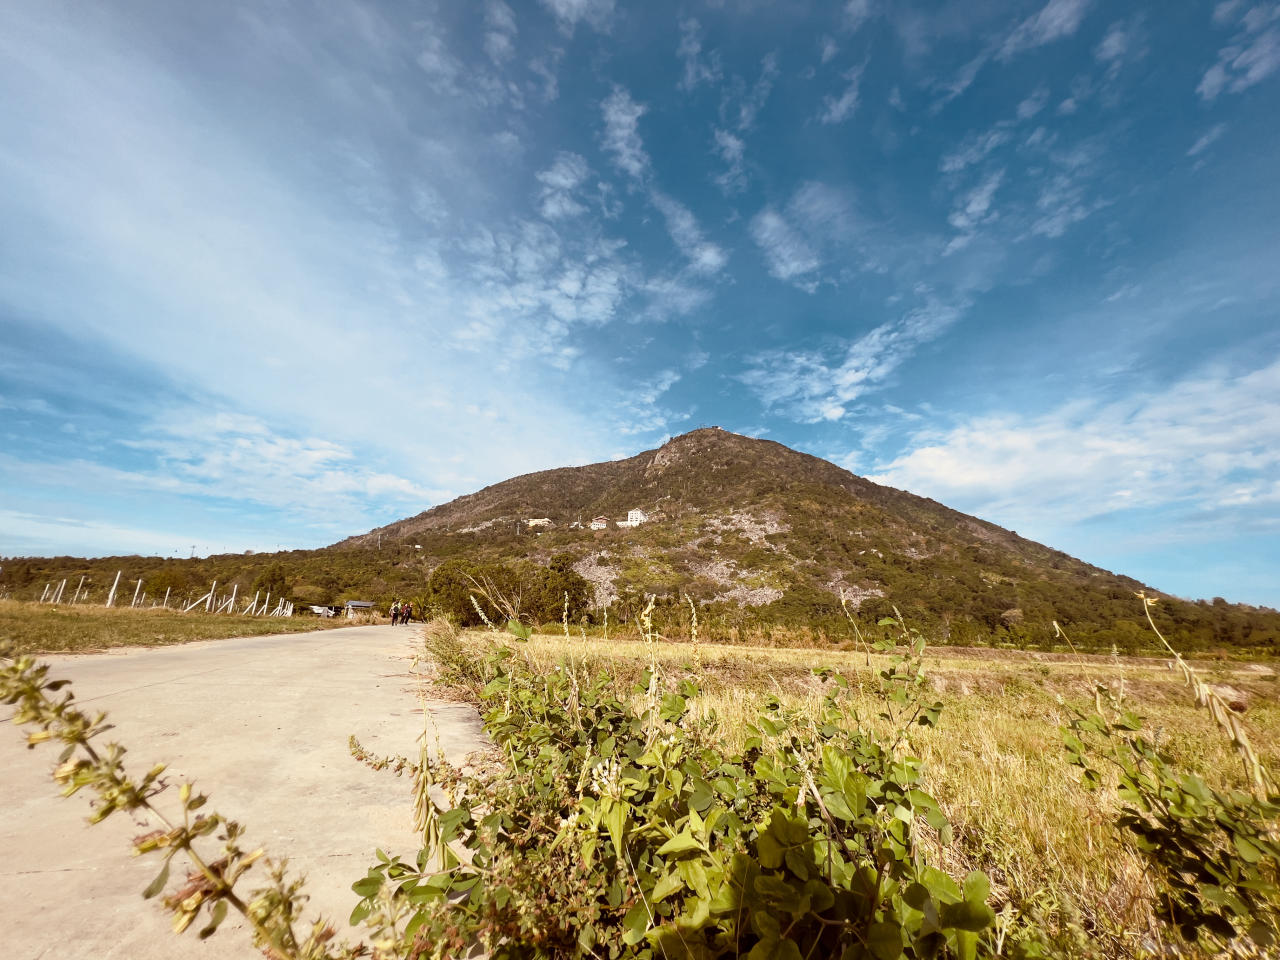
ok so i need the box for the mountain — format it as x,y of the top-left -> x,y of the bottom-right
334,428 -> 1279,652
5,428 -> 1275,652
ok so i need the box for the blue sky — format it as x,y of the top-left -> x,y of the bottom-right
2,0 -> 1278,607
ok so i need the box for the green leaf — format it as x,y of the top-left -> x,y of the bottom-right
1234,834 -> 1263,864
939,900 -> 996,933
142,860 -> 169,900
622,902 -> 650,945
603,798 -> 627,856
867,919 -> 904,960
657,828 -> 703,858
952,929 -> 978,960
962,871 -> 990,905
197,900 -> 228,940
651,870 -> 684,902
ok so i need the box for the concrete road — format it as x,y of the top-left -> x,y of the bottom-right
0,624 -> 486,960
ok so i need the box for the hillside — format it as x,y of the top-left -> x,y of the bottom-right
5,428 -> 1278,653
334,428 -> 1279,651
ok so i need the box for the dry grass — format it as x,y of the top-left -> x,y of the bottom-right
0,598 -> 348,655
444,626 -> 1279,957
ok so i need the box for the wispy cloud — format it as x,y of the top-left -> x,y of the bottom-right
750,209 -> 821,288
740,297 -> 967,422
999,0 -> 1092,61
818,65 -> 865,125
749,182 -> 855,291
1198,2 -> 1280,99
843,0 -> 874,33
677,17 -> 720,91
711,127 -> 747,194
1016,85 -> 1050,120
535,151 -> 591,219
601,86 -> 650,179
869,357 -> 1280,528
939,127 -> 1011,173
945,168 -> 1005,252
1187,123 -> 1228,157
729,53 -> 779,131
539,0 -> 615,36
649,190 -> 729,275
483,0 -> 518,64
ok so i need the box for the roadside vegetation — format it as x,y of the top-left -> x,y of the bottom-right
0,598 -> 346,656
4,588 -> 1276,958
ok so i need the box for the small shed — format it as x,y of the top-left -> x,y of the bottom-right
344,600 -> 376,619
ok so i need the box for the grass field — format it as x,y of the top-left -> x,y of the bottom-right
438,625 -> 1279,958
0,599 -> 348,655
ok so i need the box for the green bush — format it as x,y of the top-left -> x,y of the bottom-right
350,622 -> 1006,959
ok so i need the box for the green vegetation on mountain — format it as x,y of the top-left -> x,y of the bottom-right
4,428 -> 1278,653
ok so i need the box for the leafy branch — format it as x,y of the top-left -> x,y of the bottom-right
2,652 -> 360,960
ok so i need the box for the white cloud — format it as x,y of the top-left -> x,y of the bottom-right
932,51 -> 991,111
539,0 -> 614,35
939,127 -> 1010,173
1199,2 -> 1280,99
734,53 -> 779,131
945,168 -> 1004,250
1206,33 -> 1280,97
843,0 -> 873,33
529,54 -> 561,101
1187,123 -> 1228,157
1016,86 -> 1050,120
740,297 -> 967,422
677,18 -> 720,91
819,35 -> 839,64
417,33 -> 461,89
483,0 -> 518,64
748,182 -> 855,291
535,151 -> 591,219
649,190 -> 729,275
818,65 -> 865,125
750,209 -> 820,288
117,412 -> 444,520
999,0 -> 1092,61
1094,19 -> 1129,63
615,368 -> 689,435
712,127 -> 747,194
601,87 -> 650,179
869,357 -> 1280,526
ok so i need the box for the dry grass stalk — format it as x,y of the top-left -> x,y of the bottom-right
1136,591 -> 1274,798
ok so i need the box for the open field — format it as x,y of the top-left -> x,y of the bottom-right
0,599 -> 350,655
434,625 -> 1280,958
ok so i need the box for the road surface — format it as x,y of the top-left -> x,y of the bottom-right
0,623 -> 486,960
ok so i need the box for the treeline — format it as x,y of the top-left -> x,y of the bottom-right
4,542 -> 1278,655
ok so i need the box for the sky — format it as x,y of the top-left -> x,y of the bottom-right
1,0 -> 1278,607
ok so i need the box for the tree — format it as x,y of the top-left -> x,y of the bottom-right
252,562 -> 290,599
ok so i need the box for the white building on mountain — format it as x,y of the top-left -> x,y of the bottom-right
617,508 -> 648,529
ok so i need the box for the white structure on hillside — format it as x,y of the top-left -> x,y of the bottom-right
617,508 -> 649,529
526,517 -> 552,528
589,516 -> 610,530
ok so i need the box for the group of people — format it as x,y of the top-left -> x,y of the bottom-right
389,599 -> 414,625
